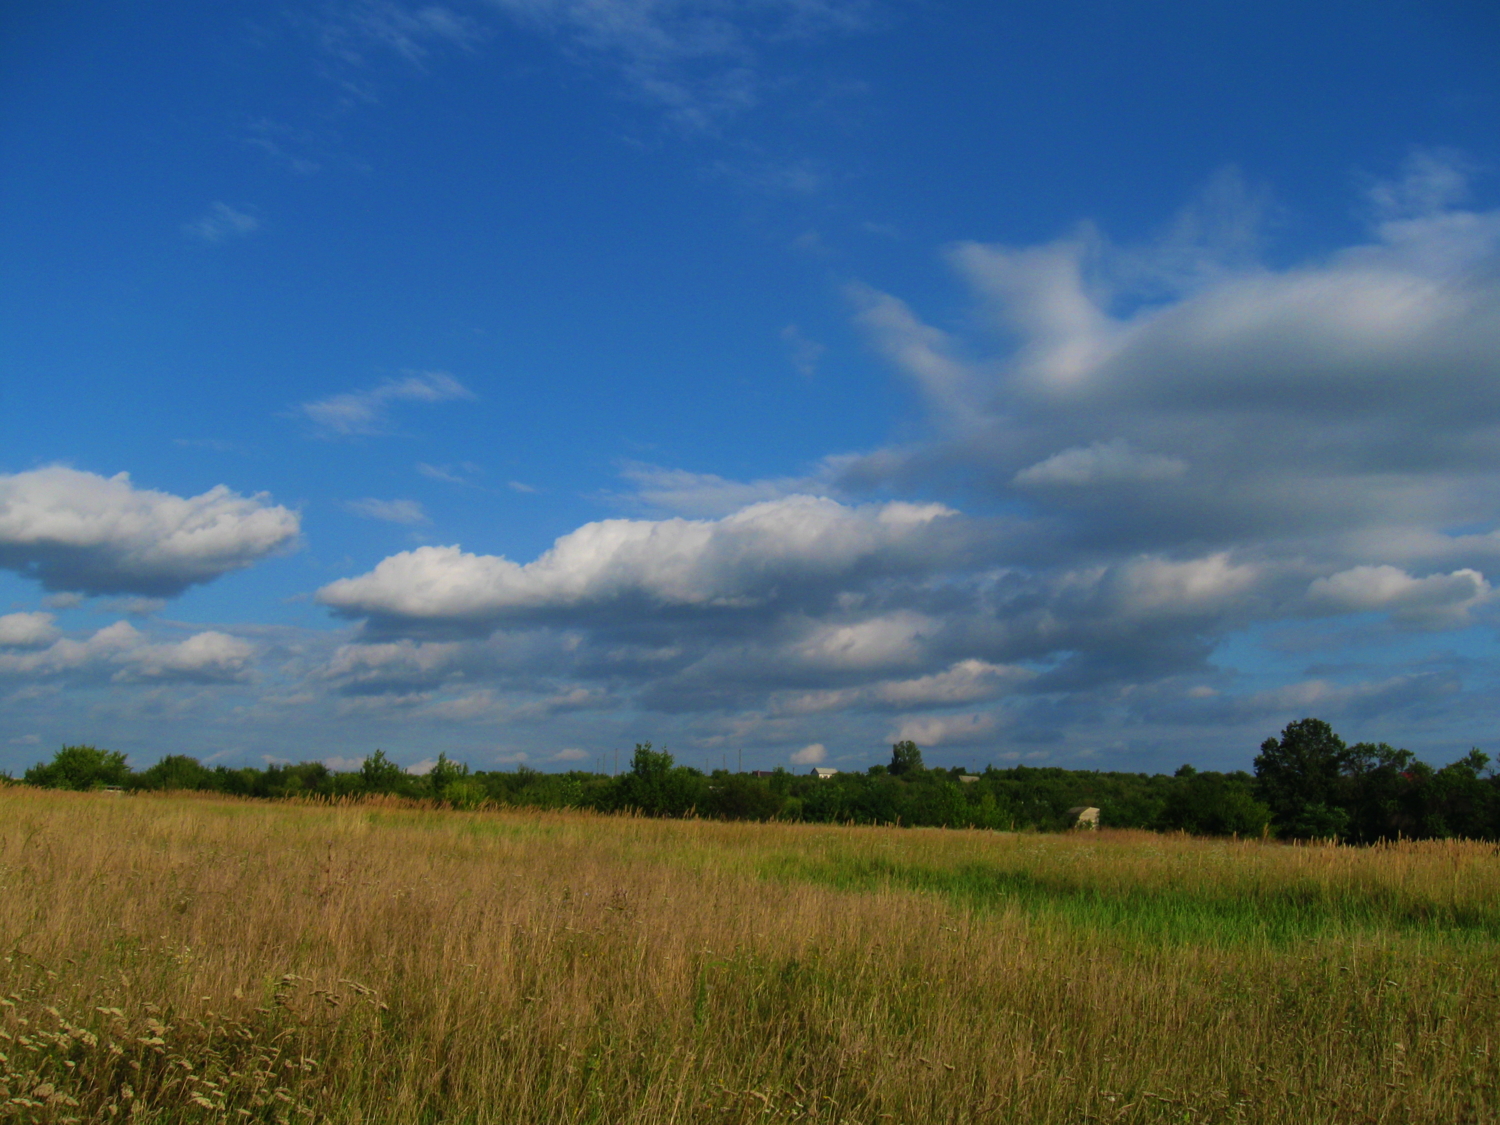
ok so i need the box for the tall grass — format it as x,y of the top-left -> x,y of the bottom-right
2,789 -> 1497,1123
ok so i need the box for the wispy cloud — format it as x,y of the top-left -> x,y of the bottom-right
183,203 -> 259,244
343,498 -> 431,525
319,1 -> 486,67
417,461 -> 483,485
488,0 -> 878,132
781,324 -> 825,377
299,372 -> 475,436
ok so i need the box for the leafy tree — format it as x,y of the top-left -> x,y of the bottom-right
629,742 -> 675,779
1343,742 -> 1420,842
888,740 -> 924,776
24,745 -> 130,790
132,754 -> 214,791
1425,749 -> 1496,840
610,743 -> 706,817
359,749 -> 406,794
1253,718 -> 1353,838
702,773 -> 781,821
428,753 -> 485,809
1156,771 -> 1271,837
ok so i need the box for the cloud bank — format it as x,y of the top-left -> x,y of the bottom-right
298,155 -> 1500,767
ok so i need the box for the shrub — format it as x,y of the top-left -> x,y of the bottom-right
24,745 -> 131,790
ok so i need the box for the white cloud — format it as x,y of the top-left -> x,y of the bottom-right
1307,565 -> 1490,626
318,495 -> 957,623
789,742 -> 826,764
1015,439 -> 1187,487
344,498 -> 430,525
890,712 -> 1000,747
0,612 -> 60,648
0,620 -> 256,683
300,372 -> 474,436
874,660 -> 1030,707
417,461 -> 481,485
0,467 -> 300,596
790,611 -> 935,671
613,462 -> 816,517
121,630 -> 257,682
1108,554 -> 1262,618
183,202 -> 259,244
551,747 -> 590,762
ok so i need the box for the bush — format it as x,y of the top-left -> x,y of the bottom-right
25,745 -> 131,790
1155,770 -> 1271,837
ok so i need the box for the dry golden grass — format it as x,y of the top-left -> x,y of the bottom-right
2,788 -> 1498,1123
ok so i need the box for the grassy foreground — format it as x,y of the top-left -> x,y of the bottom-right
2,790 -> 1498,1123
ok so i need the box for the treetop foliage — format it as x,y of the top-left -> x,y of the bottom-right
19,717 -> 1499,842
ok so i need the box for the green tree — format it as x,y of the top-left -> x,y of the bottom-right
132,754 -> 213,791
888,740 -> 924,776
1157,771 -> 1271,837
359,749 -> 406,794
428,753 -> 484,809
24,745 -> 131,790
1253,718 -> 1353,838
610,743 -> 706,817
629,742 -> 675,779
703,773 -> 781,821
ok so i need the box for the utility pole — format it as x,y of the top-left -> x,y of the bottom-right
614,748 -> 619,777
737,748 -> 742,774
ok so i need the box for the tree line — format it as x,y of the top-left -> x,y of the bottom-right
12,718 -> 1498,841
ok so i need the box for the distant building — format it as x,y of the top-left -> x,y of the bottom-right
812,767 -> 838,779
958,774 -> 979,784
1067,806 -> 1100,829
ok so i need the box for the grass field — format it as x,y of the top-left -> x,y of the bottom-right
2,789 -> 1497,1123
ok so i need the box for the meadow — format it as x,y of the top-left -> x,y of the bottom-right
2,788 -> 1497,1123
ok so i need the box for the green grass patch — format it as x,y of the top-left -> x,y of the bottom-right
762,851 -> 1500,946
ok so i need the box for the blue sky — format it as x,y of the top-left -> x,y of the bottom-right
3,0 -> 1499,776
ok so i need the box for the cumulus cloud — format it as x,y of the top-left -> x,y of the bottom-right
0,467 -> 300,596
299,372 -> 474,436
0,620 -> 256,683
0,612 -> 60,648
845,158 -> 1500,566
873,660 -> 1030,708
1307,566 -> 1490,626
890,712 -> 1000,747
344,498 -> 430,525
266,155 -> 1500,772
789,742 -> 826,764
318,495 -> 958,625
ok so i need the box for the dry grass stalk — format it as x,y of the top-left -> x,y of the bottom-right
2,788 -> 1497,1123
